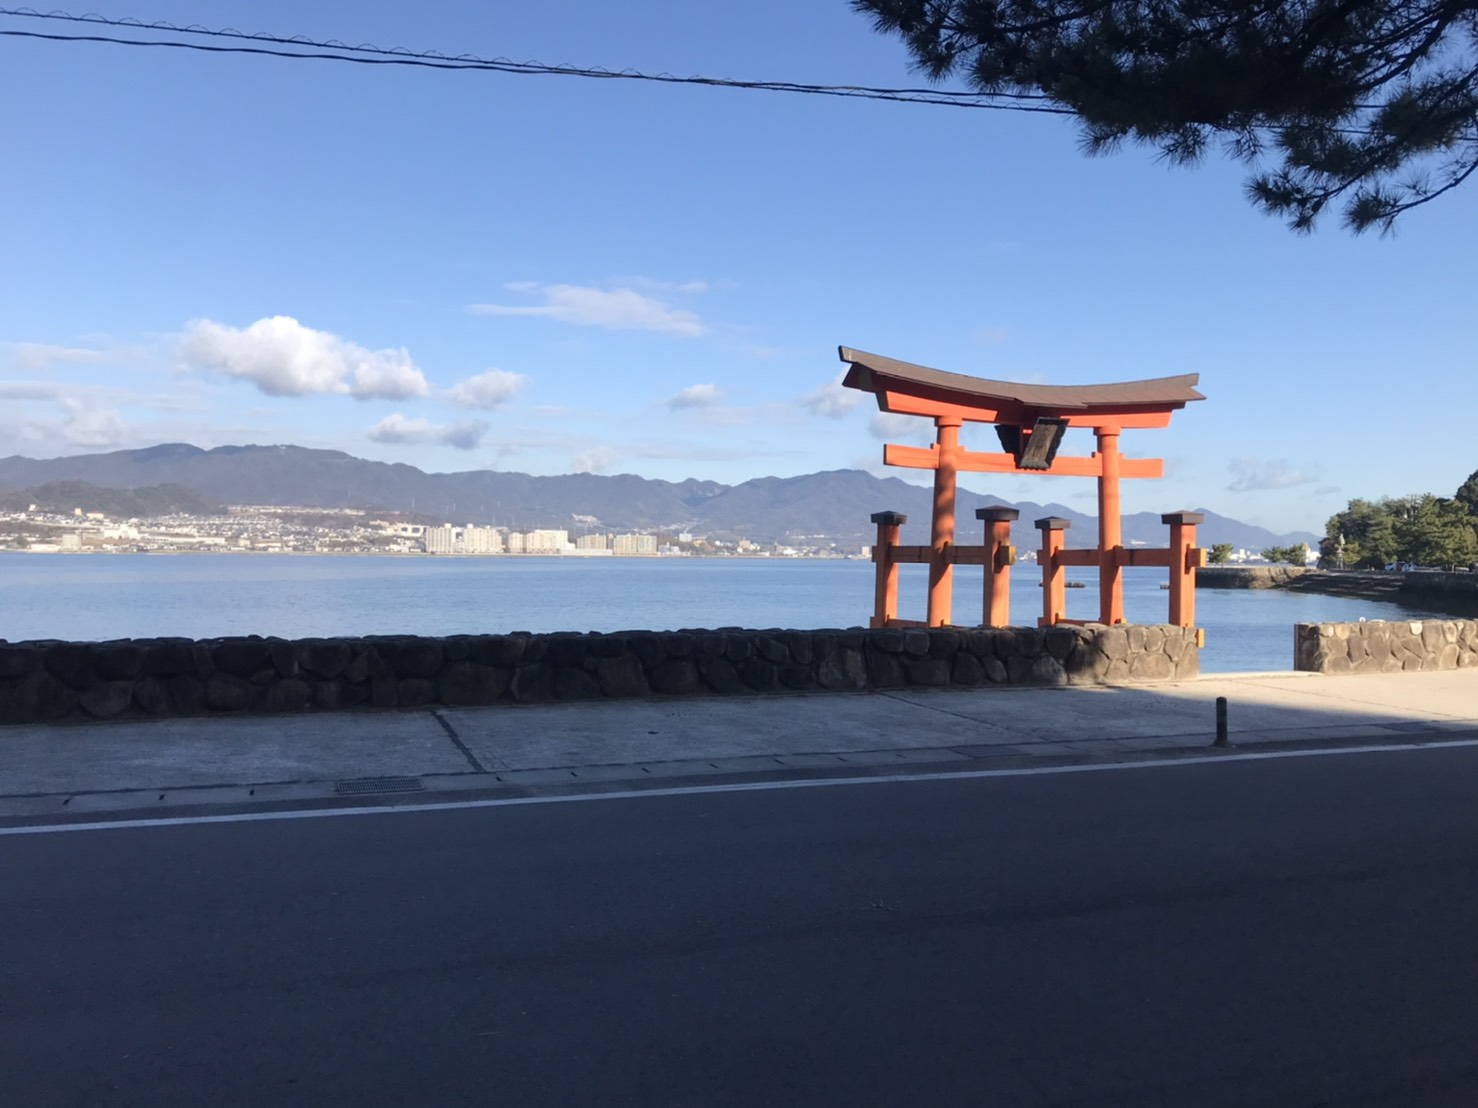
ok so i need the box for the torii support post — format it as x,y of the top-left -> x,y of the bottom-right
870,511 -> 907,628
1036,517 -> 1071,627
1162,511 -> 1205,629
975,507 -> 1018,627
1095,426 -> 1124,625
927,417 -> 962,627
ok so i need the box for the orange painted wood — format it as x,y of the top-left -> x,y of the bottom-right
890,545 -> 935,563
1096,428 -> 1125,625
884,443 -> 1162,479
1116,549 -> 1174,568
870,516 -> 904,628
986,522 -> 1013,627
943,545 -> 993,566
1166,523 -> 1198,628
1038,530 -> 1067,627
928,419 -> 961,627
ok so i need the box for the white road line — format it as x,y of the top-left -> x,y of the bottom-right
5,737 -> 1478,837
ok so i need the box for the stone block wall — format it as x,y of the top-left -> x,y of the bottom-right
1197,566 -> 1313,589
0,623 -> 1200,725
1294,620 -> 1478,674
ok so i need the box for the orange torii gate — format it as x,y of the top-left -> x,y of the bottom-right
840,346 -> 1206,630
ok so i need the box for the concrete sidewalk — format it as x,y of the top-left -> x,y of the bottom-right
2,670 -> 1476,822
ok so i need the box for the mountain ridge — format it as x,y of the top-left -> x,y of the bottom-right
0,444 -> 1320,550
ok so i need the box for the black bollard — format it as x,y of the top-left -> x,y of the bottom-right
1212,696 -> 1230,747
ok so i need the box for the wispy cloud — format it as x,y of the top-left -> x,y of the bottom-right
869,412 -> 933,444
56,397 -> 127,447
179,316 -> 429,400
665,383 -> 724,410
368,413 -> 488,450
1226,457 -> 1318,493
447,369 -> 527,410
616,276 -> 713,295
469,284 -> 706,337
800,374 -> 861,419
1314,484 -> 1342,496
972,326 -> 1009,345
572,445 -> 622,474
9,343 -> 112,371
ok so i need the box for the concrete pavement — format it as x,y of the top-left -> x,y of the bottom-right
1,669 -> 1476,822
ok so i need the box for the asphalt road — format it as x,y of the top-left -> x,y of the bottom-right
6,745 -> 1478,1107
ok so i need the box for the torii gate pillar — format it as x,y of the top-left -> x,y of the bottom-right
927,417 -> 962,627
1096,427 -> 1124,625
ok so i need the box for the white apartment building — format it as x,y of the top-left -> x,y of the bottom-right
424,525 -> 458,554
612,533 -> 658,555
462,525 -> 503,554
506,532 -> 526,553
575,534 -> 609,551
524,529 -> 570,554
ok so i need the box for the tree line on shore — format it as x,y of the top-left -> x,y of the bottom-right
1317,470 -> 1478,571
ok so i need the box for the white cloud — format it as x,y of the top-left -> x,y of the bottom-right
1226,458 -> 1317,493
0,381 -> 67,401
368,413 -> 488,451
618,276 -> 711,295
179,316 -> 429,400
58,397 -> 127,447
666,383 -> 724,410
869,412 -> 934,444
468,284 -> 707,337
801,374 -> 861,419
573,446 -> 621,474
10,343 -> 111,371
447,369 -> 527,410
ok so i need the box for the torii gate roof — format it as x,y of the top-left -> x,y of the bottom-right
839,347 -> 1204,422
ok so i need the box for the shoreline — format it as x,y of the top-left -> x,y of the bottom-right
1198,566 -> 1478,619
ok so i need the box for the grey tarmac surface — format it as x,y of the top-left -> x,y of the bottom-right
5,743 -> 1478,1106
2,670 -> 1477,823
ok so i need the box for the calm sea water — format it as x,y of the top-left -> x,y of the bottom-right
0,553 -> 1451,673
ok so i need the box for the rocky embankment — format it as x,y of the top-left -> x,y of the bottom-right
0,624 -> 1200,725
1198,567 -> 1478,616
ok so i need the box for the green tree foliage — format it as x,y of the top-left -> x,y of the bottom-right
1208,542 -> 1234,564
852,0 -> 1478,232
1326,492 -> 1478,569
1392,494 -> 1478,569
1261,543 -> 1310,565
1456,468 -> 1478,516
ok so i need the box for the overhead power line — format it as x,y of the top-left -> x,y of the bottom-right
0,7 -> 1073,114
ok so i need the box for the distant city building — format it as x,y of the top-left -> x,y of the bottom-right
462,525 -> 502,554
505,532 -> 526,553
677,532 -> 693,543
576,533 -> 609,551
613,533 -> 657,556
424,525 -> 457,555
524,529 -> 570,554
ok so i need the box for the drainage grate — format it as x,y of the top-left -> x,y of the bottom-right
333,776 -> 426,796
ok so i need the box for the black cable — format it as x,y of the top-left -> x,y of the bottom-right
0,6 -> 1072,112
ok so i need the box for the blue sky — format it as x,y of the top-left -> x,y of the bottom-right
1,0 -> 1473,536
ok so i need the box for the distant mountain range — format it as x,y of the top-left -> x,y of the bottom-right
0,444 -> 1321,550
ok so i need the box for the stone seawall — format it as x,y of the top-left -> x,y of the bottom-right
0,624 -> 1200,725
1294,620 -> 1478,674
1201,567 -> 1478,617
1197,566 -> 1313,589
